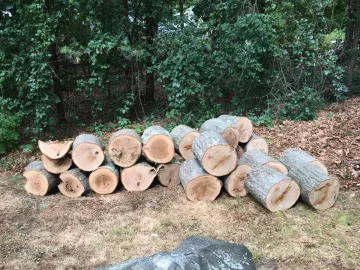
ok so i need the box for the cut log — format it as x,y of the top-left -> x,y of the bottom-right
23,161 -> 59,196
59,168 -> 90,198
287,163 -> 339,210
89,155 -> 120,194
243,134 -> 268,154
170,125 -> 200,160
142,126 -> 175,163
157,159 -> 181,187
108,129 -> 142,167
222,164 -> 251,197
179,159 -> 222,201
218,115 -> 253,143
72,134 -> 104,171
121,162 -> 157,192
192,131 -> 237,176
38,140 -> 73,159
236,146 -> 244,159
200,118 -> 240,148
41,154 -> 72,174
245,166 -> 300,212
279,148 -> 328,174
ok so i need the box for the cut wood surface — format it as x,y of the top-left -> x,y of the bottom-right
200,118 -> 240,148
222,164 -> 251,197
38,140 -> 73,159
108,129 -> 142,167
23,161 -> 59,196
280,148 -> 328,174
218,115 -> 253,143
170,125 -> 199,160
121,162 -> 157,192
245,166 -> 300,212
192,131 -> 237,176
243,134 -> 269,154
142,126 -> 175,163
236,146 -> 244,159
41,154 -> 72,174
157,159 -> 181,187
89,155 -> 120,194
72,134 -> 104,171
179,159 -> 222,201
59,168 -> 90,198
287,163 -> 339,210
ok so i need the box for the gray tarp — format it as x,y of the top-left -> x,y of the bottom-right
94,236 -> 255,270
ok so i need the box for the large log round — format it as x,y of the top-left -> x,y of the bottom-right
23,161 -> 59,196
41,154 -> 72,174
38,140 -> 73,159
245,166 -> 300,212
279,148 -> 328,174
218,115 -> 253,143
200,118 -> 240,148
243,134 -> 268,154
121,162 -> 157,192
142,126 -> 175,163
59,168 -> 90,198
287,163 -> 339,210
170,125 -> 199,160
179,159 -> 222,201
108,129 -> 142,168
192,131 -> 237,177
72,134 -> 104,171
89,155 -> 120,194
157,159 -> 181,187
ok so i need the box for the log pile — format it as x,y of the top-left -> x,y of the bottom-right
23,116 -> 339,211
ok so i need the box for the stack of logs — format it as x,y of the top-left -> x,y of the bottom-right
23,115 -> 340,211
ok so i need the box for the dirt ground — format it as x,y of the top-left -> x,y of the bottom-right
1,98 -> 360,270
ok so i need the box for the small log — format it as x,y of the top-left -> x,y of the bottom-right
157,159 -> 181,187
89,155 -> 120,194
59,168 -> 90,198
245,166 -> 300,212
38,140 -> 73,159
192,131 -> 237,176
170,125 -> 200,160
108,129 -> 142,167
142,126 -> 175,163
236,146 -> 244,159
218,115 -> 253,143
200,118 -> 240,148
23,161 -> 59,196
121,162 -> 157,192
279,148 -> 328,174
41,154 -> 72,174
179,159 -> 222,201
287,163 -> 339,210
243,134 -> 268,154
72,134 -> 104,171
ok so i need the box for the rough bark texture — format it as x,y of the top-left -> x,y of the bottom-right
287,163 -> 339,210
171,125 -> 199,160
38,140 -> 73,159
72,134 -> 104,171
142,126 -> 172,145
157,159 -> 181,187
243,134 -> 269,154
121,161 -> 157,192
25,160 -> 44,171
218,115 -> 253,143
279,149 -> 328,174
179,159 -> 222,201
109,129 -> 142,167
73,134 -> 103,150
59,168 -> 90,198
41,154 -> 72,174
245,166 -> 300,212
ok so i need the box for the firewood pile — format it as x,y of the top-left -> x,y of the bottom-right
23,115 -> 340,211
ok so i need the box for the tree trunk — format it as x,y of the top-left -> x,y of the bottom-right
38,140 -> 73,159
142,126 -> 175,163
41,154 -> 72,174
121,162 -> 157,191
59,168 -> 90,198
23,161 -> 59,196
287,163 -> 340,210
192,131 -> 237,176
279,148 -> 328,174
72,134 -> 104,171
89,155 -> 119,194
179,0 -> 184,29
170,125 -> 199,160
179,159 -> 222,201
241,134 -> 268,154
245,166 -> 300,212
200,118 -> 240,148
157,159 -> 181,187
347,21 -> 360,96
109,129 -> 142,167
218,115 -> 253,143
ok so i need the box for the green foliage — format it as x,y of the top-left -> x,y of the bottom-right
19,144 -> 34,153
0,98 -> 20,153
338,214 -> 355,226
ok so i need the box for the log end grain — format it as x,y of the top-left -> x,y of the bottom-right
89,168 -> 119,194
223,127 -> 240,148
121,164 -> 157,192
41,154 -> 72,174
143,135 -> 174,163
59,170 -> 88,198
237,117 -> 253,143
245,137 -> 268,154
179,131 -> 200,160
38,140 -> 73,159
224,164 -> 251,197
265,179 -> 300,212
185,175 -> 222,202
308,177 -> 340,210
109,132 -> 142,167
72,142 -> 104,171
157,163 -> 181,187
265,161 -> 288,175
23,171 -> 50,196
202,145 -> 237,176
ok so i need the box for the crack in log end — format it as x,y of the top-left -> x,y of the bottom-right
211,155 -> 230,171
273,183 -> 291,205
183,144 -> 192,151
